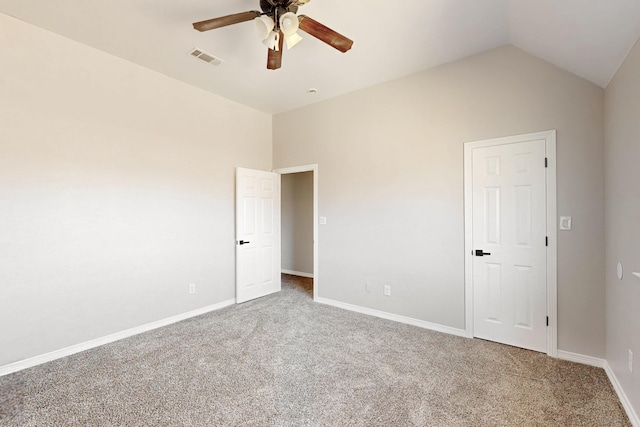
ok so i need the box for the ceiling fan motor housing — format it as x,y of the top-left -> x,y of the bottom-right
260,0 -> 298,16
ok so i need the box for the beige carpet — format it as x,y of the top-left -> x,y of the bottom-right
0,274 -> 631,426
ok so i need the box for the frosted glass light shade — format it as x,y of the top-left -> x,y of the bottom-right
284,32 -> 302,49
279,12 -> 299,34
254,16 -> 275,41
263,30 -> 280,51
279,12 -> 302,49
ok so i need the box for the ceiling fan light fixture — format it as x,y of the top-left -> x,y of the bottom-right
263,30 -> 280,51
283,32 -> 303,50
279,12 -> 298,33
254,15 -> 275,41
279,12 -> 303,50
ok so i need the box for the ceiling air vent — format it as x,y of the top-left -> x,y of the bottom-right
189,48 -> 223,66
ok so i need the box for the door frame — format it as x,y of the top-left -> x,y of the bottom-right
273,164 -> 319,302
463,130 -> 557,357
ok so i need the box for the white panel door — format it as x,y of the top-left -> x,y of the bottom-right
236,168 -> 281,304
472,139 -> 547,352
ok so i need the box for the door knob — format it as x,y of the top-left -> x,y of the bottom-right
475,249 -> 491,256
238,240 -> 251,245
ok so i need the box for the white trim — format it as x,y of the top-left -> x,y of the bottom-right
557,350 -> 605,368
463,130 -> 558,356
274,164 -> 319,302
464,143 -> 475,339
605,361 -> 640,427
282,269 -> 314,278
0,299 -> 235,377
316,297 -> 467,338
545,133 -> 558,357
558,351 -> 639,426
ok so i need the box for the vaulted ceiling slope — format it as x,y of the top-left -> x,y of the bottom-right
1,0 -> 639,114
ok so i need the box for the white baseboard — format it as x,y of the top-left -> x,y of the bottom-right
282,269 -> 314,279
3,298 -> 637,427
313,299 -> 638,425
557,350 -> 606,368
316,297 -> 467,338
556,351 -> 638,426
0,299 -> 236,377
604,361 -> 640,427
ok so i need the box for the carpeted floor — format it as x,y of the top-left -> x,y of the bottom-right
0,274 -> 631,426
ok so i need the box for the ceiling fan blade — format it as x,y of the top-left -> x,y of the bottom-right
267,31 -> 285,70
298,15 -> 353,53
193,11 -> 261,32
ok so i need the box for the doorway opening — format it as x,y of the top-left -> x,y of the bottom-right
274,164 -> 318,301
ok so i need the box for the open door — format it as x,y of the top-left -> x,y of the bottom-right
236,167 -> 281,303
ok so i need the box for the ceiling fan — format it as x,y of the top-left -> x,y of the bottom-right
192,0 -> 354,70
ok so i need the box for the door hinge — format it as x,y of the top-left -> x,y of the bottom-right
546,316 -> 549,327
545,236 -> 548,246
545,157 -> 548,168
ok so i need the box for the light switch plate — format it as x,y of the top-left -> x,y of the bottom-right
559,216 -> 572,230
319,217 -> 327,225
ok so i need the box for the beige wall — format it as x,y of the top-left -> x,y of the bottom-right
605,37 -> 640,416
0,12 -> 613,369
281,172 -> 314,275
0,14 -> 272,366
274,45 -> 606,357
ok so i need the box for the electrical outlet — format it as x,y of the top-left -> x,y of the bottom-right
384,285 -> 391,296
189,284 -> 196,294
629,350 -> 634,373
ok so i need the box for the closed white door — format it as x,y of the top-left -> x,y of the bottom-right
472,139 -> 547,352
236,168 -> 281,303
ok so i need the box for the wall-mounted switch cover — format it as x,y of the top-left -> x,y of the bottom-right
559,216 -> 572,231
319,217 -> 327,225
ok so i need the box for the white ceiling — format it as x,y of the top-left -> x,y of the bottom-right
1,0 -> 639,114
